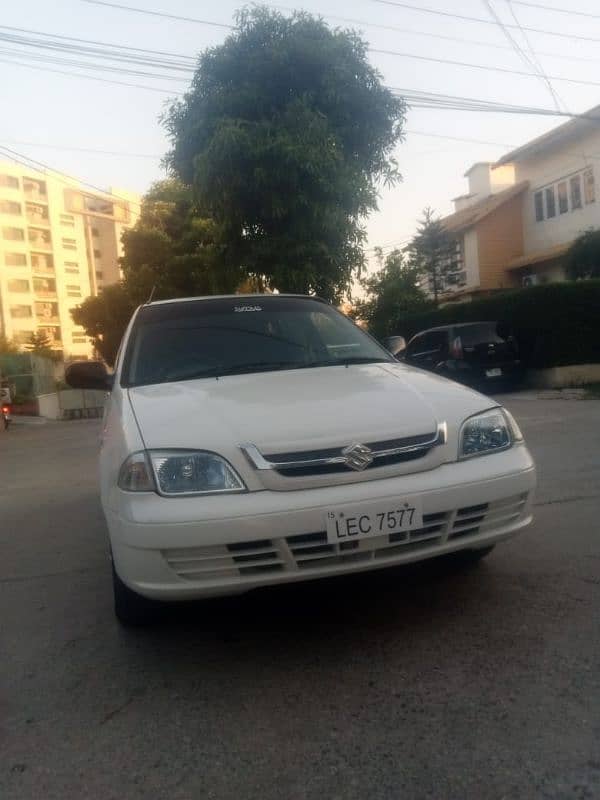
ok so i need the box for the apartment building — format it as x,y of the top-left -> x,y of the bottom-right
437,105 -> 600,301
0,161 -> 140,358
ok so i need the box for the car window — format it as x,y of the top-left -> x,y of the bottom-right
459,323 -> 508,346
123,297 -> 392,387
406,331 -> 447,358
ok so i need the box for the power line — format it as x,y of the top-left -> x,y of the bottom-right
406,129 -> 515,147
373,47 -> 600,90
0,47 -> 190,81
0,22 -> 197,61
482,0 -> 561,112
274,4 -> 600,68
82,0 -> 234,29
0,56 -> 181,94
510,0 -> 600,19
3,139 -> 162,159
0,144 -> 144,211
372,0 -> 600,44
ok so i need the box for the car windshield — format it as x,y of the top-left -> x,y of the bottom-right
122,296 -> 392,387
458,322 -> 510,346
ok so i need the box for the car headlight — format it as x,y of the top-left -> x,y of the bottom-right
459,408 -> 521,459
118,450 -> 246,495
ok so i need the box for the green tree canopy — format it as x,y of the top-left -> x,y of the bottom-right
405,208 -> 460,305
566,228 -> 600,280
353,248 -> 433,339
163,6 -> 406,301
27,331 -> 53,357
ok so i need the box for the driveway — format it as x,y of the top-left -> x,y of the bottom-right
1,396 -> 599,799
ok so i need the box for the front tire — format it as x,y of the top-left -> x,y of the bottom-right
112,562 -> 161,626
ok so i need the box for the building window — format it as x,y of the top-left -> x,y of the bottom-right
10,305 -> 33,318
33,277 -> 56,294
29,228 -> 52,248
5,252 -> 27,266
0,174 -> 19,189
2,227 -> 25,241
534,191 -> 544,222
8,279 -> 30,293
544,187 -> 556,218
83,196 -> 113,215
93,249 -> 101,259
584,167 -> 595,204
62,237 -> 77,250
60,213 -> 75,227
557,181 -> 568,214
23,178 -> 47,198
26,203 -> 49,223
72,334 -> 87,344
31,253 -> 54,272
0,200 -> 22,215
570,175 -> 582,210
66,283 -> 82,298
65,261 -> 80,273
91,227 -> 100,237
36,301 -> 59,320
38,326 -> 62,344
95,270 -> 104,279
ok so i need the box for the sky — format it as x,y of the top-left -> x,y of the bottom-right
3,0 -> 600,271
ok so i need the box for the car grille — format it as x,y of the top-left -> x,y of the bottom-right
163,493 -> 529,582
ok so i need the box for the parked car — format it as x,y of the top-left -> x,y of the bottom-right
391,322 -> 523,388
66,296 -> 535,625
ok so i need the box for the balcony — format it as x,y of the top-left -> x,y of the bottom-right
28,228 -> 52,251
23,179 -> 48,203
26,203 -> 50,226
36,314 -> 60,324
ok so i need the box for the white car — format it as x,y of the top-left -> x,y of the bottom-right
67,295 -> 536,625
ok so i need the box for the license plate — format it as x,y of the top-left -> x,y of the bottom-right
486,368 -> 502,377
325,497 -> 423,544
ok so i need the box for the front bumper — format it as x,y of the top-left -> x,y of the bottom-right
107,446 -> 536,600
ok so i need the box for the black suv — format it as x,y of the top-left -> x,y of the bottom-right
397,321 -> 523,388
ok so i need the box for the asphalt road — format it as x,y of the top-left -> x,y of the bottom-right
1,395 -> 600,800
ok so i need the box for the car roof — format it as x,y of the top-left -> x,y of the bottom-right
414,321 -> 498,334
144,293 -> 317,307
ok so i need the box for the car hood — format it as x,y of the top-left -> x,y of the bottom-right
127,362 -> 493,455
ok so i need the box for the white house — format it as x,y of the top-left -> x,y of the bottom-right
437,105 -> 600,301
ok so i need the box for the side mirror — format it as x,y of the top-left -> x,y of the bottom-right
65,361 -> 113,391
384,335 -> 407,357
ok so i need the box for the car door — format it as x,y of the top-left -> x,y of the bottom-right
404,331 -> 448,373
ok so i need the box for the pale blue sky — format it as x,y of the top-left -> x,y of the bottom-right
3,0 -> 599,263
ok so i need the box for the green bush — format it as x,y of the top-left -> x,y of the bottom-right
390,281 -> 600,369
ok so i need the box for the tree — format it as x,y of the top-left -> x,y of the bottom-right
72,179 -> 244,365
27,331 -> 53,357
0,334 -> 18,354
71,283 -> 136,366
163,7 -> 406,301
566,228 -> 600,280
353,248 -> 433,339
405,208 -> 460,305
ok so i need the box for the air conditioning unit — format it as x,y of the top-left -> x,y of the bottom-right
522,274 -> 539,288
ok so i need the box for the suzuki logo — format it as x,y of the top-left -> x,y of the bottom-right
342,443 -> 374,471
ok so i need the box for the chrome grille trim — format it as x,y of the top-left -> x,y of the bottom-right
240,421 -> 447,473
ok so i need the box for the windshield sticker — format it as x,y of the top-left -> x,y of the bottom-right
234,305 -> 263,312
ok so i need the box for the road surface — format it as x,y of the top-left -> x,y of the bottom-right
1,395 -> 599,799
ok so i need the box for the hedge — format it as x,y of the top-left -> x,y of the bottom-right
393,280 -> 600,369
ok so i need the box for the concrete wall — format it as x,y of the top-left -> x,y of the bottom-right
38,389 -> 106,420
513,128 -> 600,254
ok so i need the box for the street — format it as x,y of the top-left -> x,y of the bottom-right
1,396 -> 600,800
